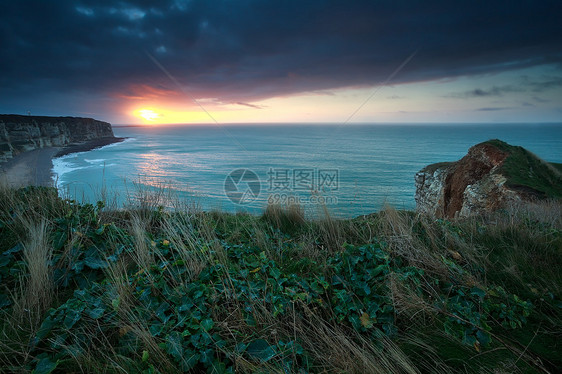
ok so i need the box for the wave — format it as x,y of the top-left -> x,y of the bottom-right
52,138 -> 134,188
84,158 -> 106,164
52,155 -> 80,189
102,137 -> 136,149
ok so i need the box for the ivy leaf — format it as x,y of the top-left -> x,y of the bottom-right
155,302 -> 171,322
36,315 -> 57,340
200,318 -> 214,331
371,264 -> 388,277
235,343 -> 247,353
246,339 -> 276,362
52,231 -> 67,251
84,257 -> 108,270
245,313 -> 256,326
32,356 -> 58,374
0,255 -> 10,267
166,332 -> 183,360
470,287 -> 486,299
149,322 -> 163,337
87,307 -> 105,319
63,309 -> 82,329
178,300 -> 194,313
200,348 -> 214,365
181,351 -> 200,371
269,267 -> 281,280
3,243 -> 23,255
476,329 -> 491,346
0,294 -> 11,309
462,330 -> 477,346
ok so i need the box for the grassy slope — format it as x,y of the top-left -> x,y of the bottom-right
550,162 -> 562,174
482,139 -> 562,198
0,186 -> 561,373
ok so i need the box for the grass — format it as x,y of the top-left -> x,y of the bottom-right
0,184 -> 560,373
482,139 -> 562,198
551,163 -> 562,174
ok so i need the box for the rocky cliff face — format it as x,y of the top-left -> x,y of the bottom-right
415,140 -> 562,218
0,115 -> 115,163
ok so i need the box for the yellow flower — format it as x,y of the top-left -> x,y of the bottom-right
119,326 -> 132,336
360,312 -> 374,328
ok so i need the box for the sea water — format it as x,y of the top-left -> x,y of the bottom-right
52,123 -> 562,217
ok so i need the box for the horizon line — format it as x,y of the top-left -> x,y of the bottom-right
112,121 -> 562,127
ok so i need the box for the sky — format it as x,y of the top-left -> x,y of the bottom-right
1,0 -> 561,125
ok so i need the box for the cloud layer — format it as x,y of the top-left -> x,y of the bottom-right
1,0 -> 561,116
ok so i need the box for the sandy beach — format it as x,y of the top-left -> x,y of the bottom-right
0,137 -> 125,188
0,147 -> 59,187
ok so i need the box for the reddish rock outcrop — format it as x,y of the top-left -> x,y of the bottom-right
415,140 -> 559,218
442,143 -> 508,217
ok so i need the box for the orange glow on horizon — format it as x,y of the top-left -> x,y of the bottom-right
125,83 -> 393,125
126,84 -> 372,125
132,107 -> 216,125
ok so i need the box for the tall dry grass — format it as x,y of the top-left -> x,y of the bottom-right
263,202 -> 306,233
466,199 -> 562,296
0,184 -> 60,370
129,212 -> 154,273
292,305 -> 421,374
19,219 -> 53,318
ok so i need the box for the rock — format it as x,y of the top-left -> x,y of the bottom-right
0,114 -> 117,163
415,139 -> 562,218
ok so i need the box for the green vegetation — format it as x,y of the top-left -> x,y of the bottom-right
0,186 -> 561,373
483,139 -> 562,198
550,163 -> 562,174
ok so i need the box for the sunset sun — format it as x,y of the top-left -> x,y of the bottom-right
131,106 -> 218,124
138,109 -> 160,121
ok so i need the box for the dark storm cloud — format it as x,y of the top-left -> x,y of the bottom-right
446,75 -> 562,99
533,96 -> 550,103
477,107 -> 511,111
526,76 -> 562,92
233,102 -> 264,109
1,0 -> 561,108
447,85 -> 521,98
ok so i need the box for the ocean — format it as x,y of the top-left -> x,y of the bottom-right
52,123 -> 562,217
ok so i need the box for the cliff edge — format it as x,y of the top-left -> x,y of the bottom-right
0,115 -> 118,163
415,139 -> 562,218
